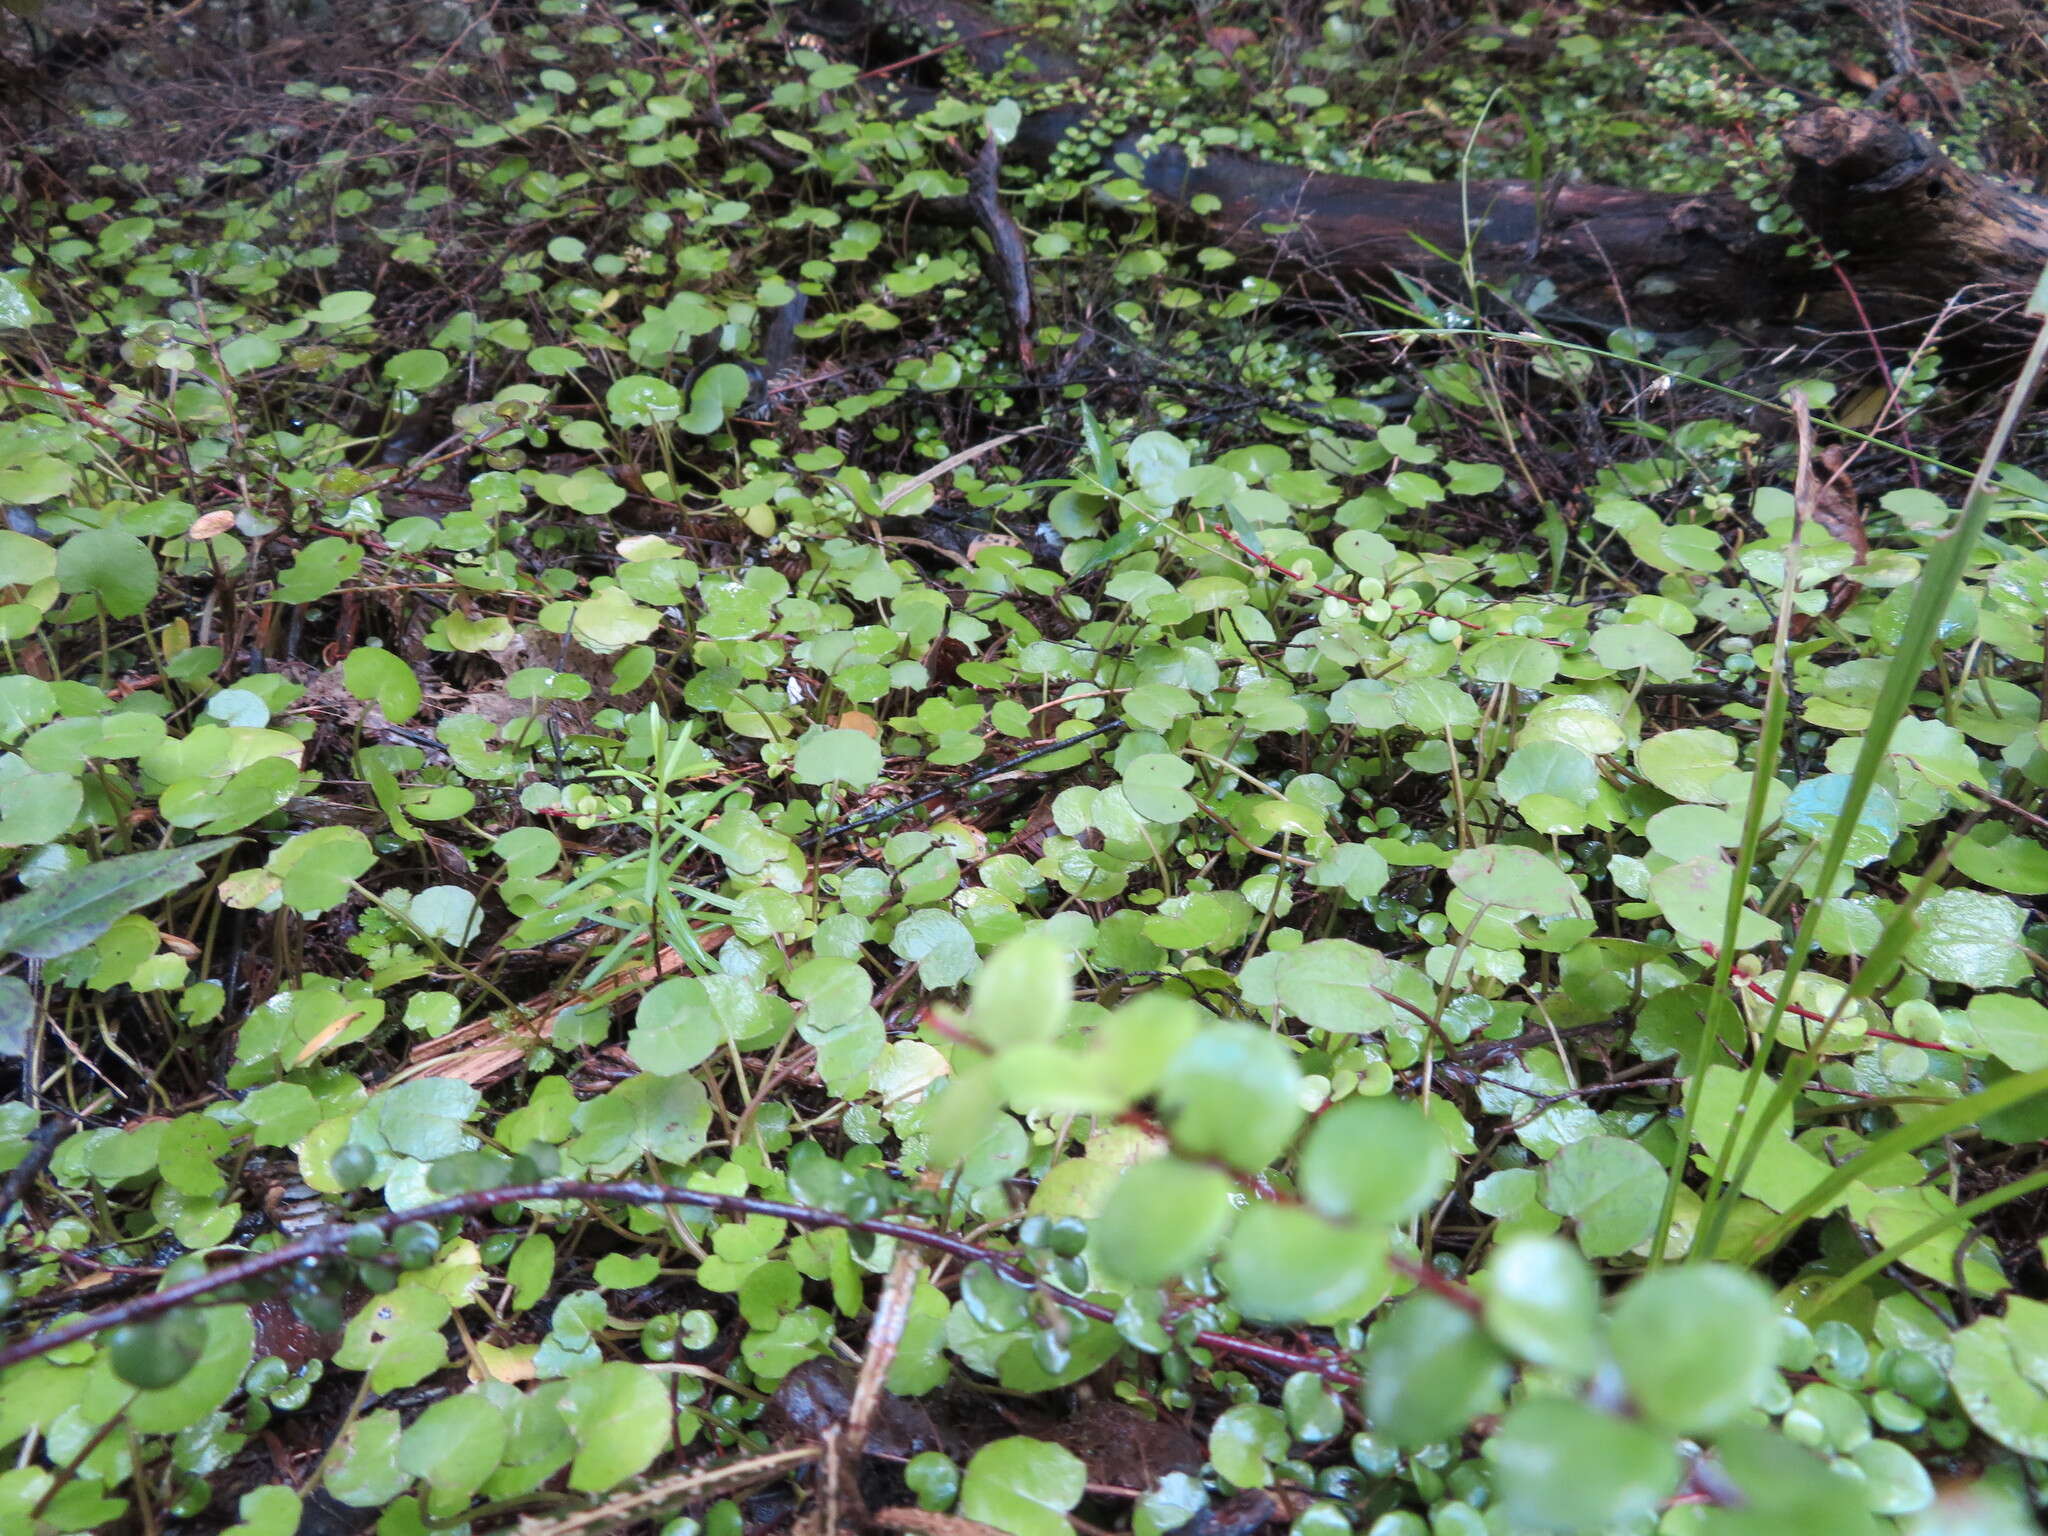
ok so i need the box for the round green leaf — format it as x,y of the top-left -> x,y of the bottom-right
960,1437 -> 1085,1536
272,826 -> 377,917
1364,1293 -> 1508,1448
571,587 -> 662,651
1217,1202 -> 1388,1323
383,348 -> 450,390
607,373 -> 683,427
1905,889 -> 2027,986
1095,1157 -> 1235,1286
1299,1095 -> 1451,1225
405,885 -> 482,948
1781,774 -> 1898,868
1648,855 -> 1779,951
629,975 -> 725,1075
344,646 -> 422,724
1478,1234 -> 1599,1377
57,530 -> 157,617
1122,753 -> 1197,823
1209,1403 -> 1288,1490
968,932 -> 1071,1049
1485,1398 -> 1678,1532
1157,1022 -> 1303,1171
1273,938 -> 1395,1034
1447,843 -> 1587,919
1609,1265 -> 1777,1433
108,1311 -> 207,1390
1636,728 -> 1738,803
397,1392 -> 507,1505
1951,1296 -> 2048,1460
560,1360 -> 673,1491
1540,1135 -> 1663,1258
794,729 -> 884,789
680,363 -> 752,433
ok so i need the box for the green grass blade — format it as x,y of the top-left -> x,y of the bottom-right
1741,1064 -> 2048,1266
1700,308 -> 2048,1254
1795,1162 -> 2048,1320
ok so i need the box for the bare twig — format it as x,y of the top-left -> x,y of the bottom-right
0,1178 -> 1362,1385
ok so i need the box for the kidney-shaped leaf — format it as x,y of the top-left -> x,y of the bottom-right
560,1360 -> 672,1491
1448,843 -> 1588,919
960,1437 -> 1086,1536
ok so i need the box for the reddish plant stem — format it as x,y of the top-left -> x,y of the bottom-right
1734,973 -> 1952,1052
1387,1253 -> 1484,1317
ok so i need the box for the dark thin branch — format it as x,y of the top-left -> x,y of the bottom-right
0,1177 -> 1361,1385
799,718 -> 1128,847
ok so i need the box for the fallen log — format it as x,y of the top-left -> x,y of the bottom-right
833,0 -> 2048,346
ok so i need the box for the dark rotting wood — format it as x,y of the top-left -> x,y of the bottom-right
845,0 -> 2048,348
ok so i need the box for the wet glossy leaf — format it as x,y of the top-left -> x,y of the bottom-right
1157,1022 -> 1303,1171
606,372 -> 683,427
960,1437 -> 1085,1536
1209,1403 -> 1288,1489
1609,1265 -> 1777,1432
1905,889 -> 2027,986
1364,1294 -> 1508,1448
1485,1398 -> 1677,1531
1781,774 -> 1898,867
1299,1095 -> 1451,1225
107,1312 -> 207,1389
94,1302 -> 253,1434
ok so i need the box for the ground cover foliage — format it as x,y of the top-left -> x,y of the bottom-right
3,0 -> 2048,1531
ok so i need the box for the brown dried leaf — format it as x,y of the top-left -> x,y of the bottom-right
1207,26 -> 1255,60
